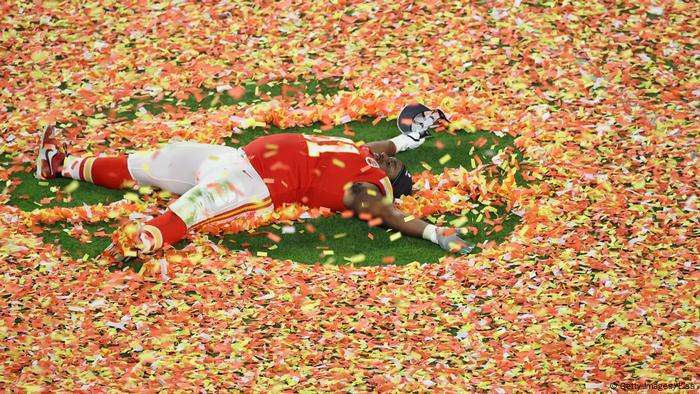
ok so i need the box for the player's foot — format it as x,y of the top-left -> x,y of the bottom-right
35,125 -> 66,180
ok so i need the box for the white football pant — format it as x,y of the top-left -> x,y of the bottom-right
127,142 -> 273,228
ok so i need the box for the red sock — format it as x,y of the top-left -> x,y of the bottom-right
143,209 -> 188,250
62,156 -> 135,189
91,157 -> 135,189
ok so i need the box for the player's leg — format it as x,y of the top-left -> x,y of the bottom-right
125,141 -> 240,195
65,141 -> 239,193
39,124 -> 239,194
108,148 -> 273,257
36,125 -> 135,188
167,147 -> 273,231
61,156 -> 135,189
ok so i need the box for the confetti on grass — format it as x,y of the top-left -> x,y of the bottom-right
1,1 -> 698,392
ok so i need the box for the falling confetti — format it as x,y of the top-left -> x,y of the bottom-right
0,1 -> 697,392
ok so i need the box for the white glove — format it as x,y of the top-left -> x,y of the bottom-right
437,228 -> 474,255
390,131 -> 426,153
423,225 -> 474,255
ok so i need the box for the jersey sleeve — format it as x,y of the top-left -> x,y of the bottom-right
357,144 -> 394,201
376,176 -> 394,201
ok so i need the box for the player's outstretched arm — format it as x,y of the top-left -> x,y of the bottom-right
343,182 -> 473,254
366,131 -> 426,156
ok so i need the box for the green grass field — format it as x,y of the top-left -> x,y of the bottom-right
4,78 -> 525,267
2,1 -> 696,391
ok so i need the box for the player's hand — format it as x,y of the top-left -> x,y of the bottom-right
390,131 -> 426,152
102,222 -> 150,263
436,227 -> 475,255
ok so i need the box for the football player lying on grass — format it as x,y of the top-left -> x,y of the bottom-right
36,123 -> 473,261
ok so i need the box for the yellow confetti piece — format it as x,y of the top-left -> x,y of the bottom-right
138,351 -> 156,364
21,385 -> 44,394
344,254 -> 366,263
390,232 -> 402,241
518,225 -> 529,237
257,251 -> 268,257
323,250 -> 334,256
31,50 -> 50,62
334,233 -> 347,239
404,215 -> 415,222
476,214 -> 484,222
63,180 -> 80,193
124,192 -> 140,202
301,300 -> 319,314
158,191 -> 172,199
332,158 -> 346,168
86,117 -> 105,127
439,154 -> 451,165
632,178 -> 646,189
450,216 -> 468,227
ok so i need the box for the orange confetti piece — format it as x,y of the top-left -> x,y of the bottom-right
226,85 -> 246,99
4,2 -> 697,391
341,210 -> 354,218
367,217 -> 383,227
266,233 -> 281,243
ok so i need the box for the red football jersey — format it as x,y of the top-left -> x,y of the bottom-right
243,133 -> 394,211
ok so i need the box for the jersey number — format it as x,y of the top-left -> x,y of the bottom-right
304,135 -> 360,157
